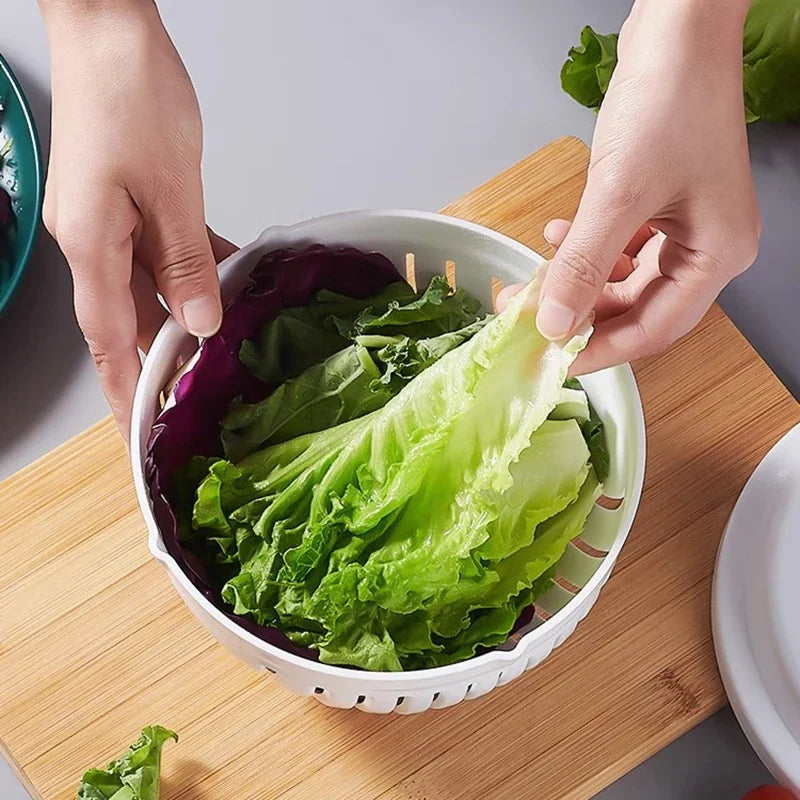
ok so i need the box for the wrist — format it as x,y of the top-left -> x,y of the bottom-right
627,0 -> 750,62
634,0 -> 751,32
39,0 -> 158,27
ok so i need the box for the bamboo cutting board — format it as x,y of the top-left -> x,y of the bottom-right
2,136 -> 798,800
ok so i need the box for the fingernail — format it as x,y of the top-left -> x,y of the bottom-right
536,296 -> 577,339
181,295 -> 221,338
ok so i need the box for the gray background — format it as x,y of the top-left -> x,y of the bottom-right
2,1 -> 797,797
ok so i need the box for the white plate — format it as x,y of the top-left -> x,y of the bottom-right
713,423 -> 800,792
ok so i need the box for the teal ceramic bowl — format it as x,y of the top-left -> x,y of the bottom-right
0,52 -> 43,316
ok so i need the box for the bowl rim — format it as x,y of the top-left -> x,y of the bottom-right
0,52 -> 44,316
131,208 -> 647,683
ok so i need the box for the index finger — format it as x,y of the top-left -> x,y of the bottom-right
71,237 -> 141,442
537,171 -> 653,339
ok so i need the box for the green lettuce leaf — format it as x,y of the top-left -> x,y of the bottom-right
185,269 -> 604,671
191,280 -> 592,670
220,318 -> 489,462
76,726 -> 177,800
563,377 -> 610,483
549,384 -> 590,423
562,2 -> 800,124
334,274 -> 481,339
742,0 -> 800,122
239,276 -> 480,385
238,282 -> 411,384
560,26 -> 618,112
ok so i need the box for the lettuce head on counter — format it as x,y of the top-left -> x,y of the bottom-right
146,245 -> 608,671
561,0 -> 800,124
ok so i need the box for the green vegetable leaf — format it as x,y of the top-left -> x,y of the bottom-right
191,280 -> 593,670
76,726 -> 177,800
560,26 -> 619,112
239,276 -> 481,386
222,344 -> 392,461
221,319 -> 488,461
562,377 -> 610,483
183,265 -> 608,671
563,2 -> 800,124
335,274 -> 481,339
239,282 -> 414,384
742,0 -> 800,122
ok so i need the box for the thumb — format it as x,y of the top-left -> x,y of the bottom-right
148,187 -> 222,339
537,178 -> 647,340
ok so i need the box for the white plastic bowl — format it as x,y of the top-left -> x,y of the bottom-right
131,210 -> 646,714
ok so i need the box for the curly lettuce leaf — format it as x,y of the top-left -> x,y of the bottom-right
220,318 -> 488,462
239,282 -> 413,384
191,279 -> 594,671
76,726 -> 177,800
145,245 -> 403,651
560,26 -> 618,112
742,0 -> 800,122
239,275 -> 481,386
335,274 -> 481,339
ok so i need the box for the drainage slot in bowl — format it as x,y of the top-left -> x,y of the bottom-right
572,537 -> 607,558
405,253 -> 416,291
555,575 -> 581,595
597,494 -> 623,510
445,260 -> 456,289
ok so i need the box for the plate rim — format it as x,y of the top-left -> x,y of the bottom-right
712,422 -> 800,791
0,51 -> 44,316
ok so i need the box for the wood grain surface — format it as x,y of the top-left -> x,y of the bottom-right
2,136 -> 797,800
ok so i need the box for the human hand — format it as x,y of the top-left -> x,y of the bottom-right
503,0 -> 760,374
40,1 -> 236,439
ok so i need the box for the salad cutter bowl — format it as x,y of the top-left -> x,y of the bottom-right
131,209 -> 646,713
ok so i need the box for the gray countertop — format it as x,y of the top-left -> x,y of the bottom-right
2,1 -> 797,797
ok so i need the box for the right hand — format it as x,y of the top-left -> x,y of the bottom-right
40,1 -> 236,439
500,0 -> 759,374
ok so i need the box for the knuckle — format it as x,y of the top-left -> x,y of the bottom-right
710,226 -> 760,278
159,245 -> 212,286
84,336 -> 115,370
55,220 -> 92,263
42,195 -> 57,238
79,325 -> 134,374
78,323 -> 119,370
682,247 -> 722,278
736,226 -> 761,270
588,159 -> 648,215
635,325 -> 672,359
556,249 -> 606,293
